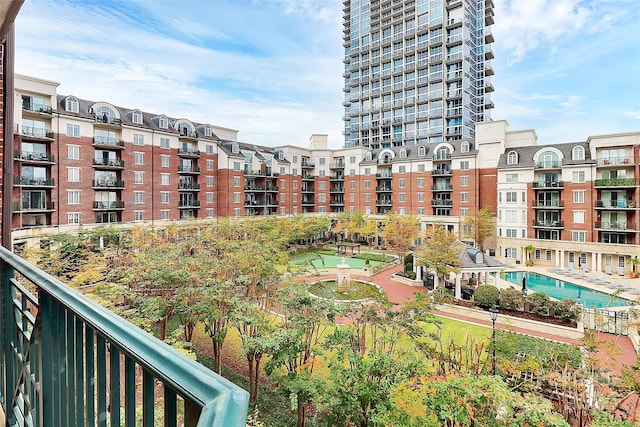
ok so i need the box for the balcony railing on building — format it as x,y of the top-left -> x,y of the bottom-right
432,169 -> 452,176
595,221 -> 629,230
178,200 -> 201,208
376,199 -> 392,206
431,184 -> 453,191
178,182 -> 201,191
532,181 -> 564,189
22,101 -> 53,114
93,179 -> 125,189
12,201 -> 55,212
93,158 -> 125,168
329,162 -> 345,169
13,176 -> 55,187
534,160 -> 562,170
431,199 -> 453,206
15,150 -> 55,163
532,200 -> 564,208
93,201 -> 125,210
93,136 -> 125,148
16,124 -> 54,140
178,166 -> 201,174
0,246 -> 248,427
595,199 -> 636,209
178,147 -> 201,157
532,220 -> 565,228
597,156 -> 634,167
595,178 -> 637,187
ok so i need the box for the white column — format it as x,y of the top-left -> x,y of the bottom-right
433,273 -> 439,289
596,253 -> 602,272
555,250 -> 560,268
455,274 -> 462,299
559,250 -> 565,269
415,264 -> 422,281
592,253 -> 598,272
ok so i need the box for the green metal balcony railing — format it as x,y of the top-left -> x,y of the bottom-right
0,246 -> 248,427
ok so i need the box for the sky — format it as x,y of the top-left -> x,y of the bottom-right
14,0 -> 640,148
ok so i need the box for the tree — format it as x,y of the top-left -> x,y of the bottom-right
462,205 -> 495,251
524,244 -> 536,266
380,213 -> 420,263
415,225 -> 462,287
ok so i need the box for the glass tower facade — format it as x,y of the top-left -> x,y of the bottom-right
342,0 -> 494,148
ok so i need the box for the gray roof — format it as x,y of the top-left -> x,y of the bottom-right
497,141 -> 594,169
360,140 -> 477,166
459,245 -> 505,269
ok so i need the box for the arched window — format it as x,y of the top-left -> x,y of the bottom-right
96,106 -> 115,123
204,125 -> 212,137
65,96 -> 78,113
507,151 -> 518,165
572,146 -> 585,161
231,142 -> 239,154
365,152 -> 372,161
539,150 -> 559,168
178,123 -> 191,136
399,147 -> 407,158
418,146 -> 426,157
436,146 -> 450,160
159,115 -> 168,129
461,140 -> 470,153
132,110 -> 142,124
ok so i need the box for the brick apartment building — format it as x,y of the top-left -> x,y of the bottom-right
10,74 -> 640,273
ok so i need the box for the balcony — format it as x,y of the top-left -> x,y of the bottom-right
244,200 -> 265,207
431,199 -> 453,206
376,199 -> 392,206
93,136 -> 125,149
245,185 -> 265,192
94,116 -> 122,127
92,158 -> 125,169
330,175 -> 345,181
431,184 -> 453,191
178,200 -> 201,208
376,186 -> 392,192
532,220 -> 565,228
15,150 -> 55,163
178,166 -> 201,174
17,124 -> 54,140
301,160 -> 315,169
178,147 -> 201,158
595,221 -> 629,231
330,186 -> 344,193
93,180 -> 125,189
534,161 -> 561,170
93,201 -> 125,210
597,156 -> 633,167
432,169 -> 452,176
0,246 -> 248,427
329,162 -> 345,169
12,201 -> 55,212
595,200 -> 636,209
375,173 -> 392,179
532,200 -> 564,208
22,102 -> 53,115
13,176 -> 54,187
178,182 -> 201,191
595,178 -> 637,188
301,174 -> 315,181
433,153 -> 452,161
266,185 -> 279,192
532,181 -> 564,189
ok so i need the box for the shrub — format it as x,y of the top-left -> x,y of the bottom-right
404,262 -> 413,273
554,299 -> 577,323
527,292 -> 551,317
431,287 -> 454,304
500,288 -> 524,311
473,284 -> 499,308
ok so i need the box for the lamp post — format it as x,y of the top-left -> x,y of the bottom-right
489,304 -> 499,375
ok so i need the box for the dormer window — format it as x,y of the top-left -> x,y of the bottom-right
418,146 -> 426,157
507,151 -> 518,165
132,110 -> 142,124
65,96 -> 79,113
159,115 -> 168,129
179,123 -> 190,136
399,147 -> 407,158
365,152 -> 372,161
204,125 -> 212,137
231,142 -> 239,154
461,140 -> 470,153
572,146 -> 585,161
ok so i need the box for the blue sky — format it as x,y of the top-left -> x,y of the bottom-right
15,0 -> 640,148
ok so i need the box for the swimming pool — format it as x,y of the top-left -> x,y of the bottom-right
290,253 -> 383,269
503,272 -> 632,308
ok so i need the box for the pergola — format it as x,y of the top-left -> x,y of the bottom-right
337,242 -> 361,256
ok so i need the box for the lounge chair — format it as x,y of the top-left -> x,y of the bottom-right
605,265 -> 612,275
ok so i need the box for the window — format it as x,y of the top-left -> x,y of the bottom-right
318,182 -> 326,190
159,116 -> 168,129
206,208 -> 214,217
66,123 -> 81,138
546,250 -> 552,261
418,146 -> 426,156
572,146 -> 585,161
206,176 -> 214,187
572,171 -> 585,183
292,155 -> 298,163
572,231 -> 586,242
160,192 -> 170,204
399,165 -> 406,173
364,180 -> 371,189
460,175 -> 468,186
293,181 -> 298,190
349,181 -> 355,189
160,137 -> 170,149
573,190 -> 585,203
573,210 -> 585,224
506,151 -> 518,165
461,140 -> 470,153
460,208 -> 469,216
349,169 -> 355,176
417,208 -> 425,215
234,176 -> 240,187
206,144 -> 214,154
319,158 -> 326,165
280,167 -> 286,175
161,174 -> 170,185
364,193 -> 370,202
506,192 -> 517,202
234,208 -> 241,217
418,164 -> 425,172
417,178 -> 425,188
398,179 -> 405,188
134,152 -> 144,165
134,172 -> 144,184
364,167 -> 371,175
134,211 -> 144,221
65,97 -> 79,113
505,210 -> 517,222
417,192 -> 424,202
319,170 -> 326,177
399,148 -> 407,158
318,194 -> 326,202
292,194 -> 298,203
460,192 -> 468,202
134,191 -> 144,204
399,193 -> 405,202
233,193 -> 241,203
206,159 -> 214,171
460,160 -> 469,170
67,145 -> 80,160
349,156 -> 356,163
68,190 -> 80,204
280,179 -> 285,189
505,248 -> 518,259
204,126 -> 212,137
161,155 -> 170,167
280,193 -> 285,202
161,210 -> 170,220
506,173 -> 518,183
133,134 -> 144,146
67,213 -> 80,225
206,192 -> 214,203
233,162 -> 241,171
68,167 -> 80,182
349,194 -> 355,202
132,110 -> 142,124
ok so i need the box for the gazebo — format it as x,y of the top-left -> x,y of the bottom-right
336,242 -> 361,256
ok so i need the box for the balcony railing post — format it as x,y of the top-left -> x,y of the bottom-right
1,261 -> 14,420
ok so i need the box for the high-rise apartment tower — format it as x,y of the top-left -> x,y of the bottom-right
342,0 -> 495,148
